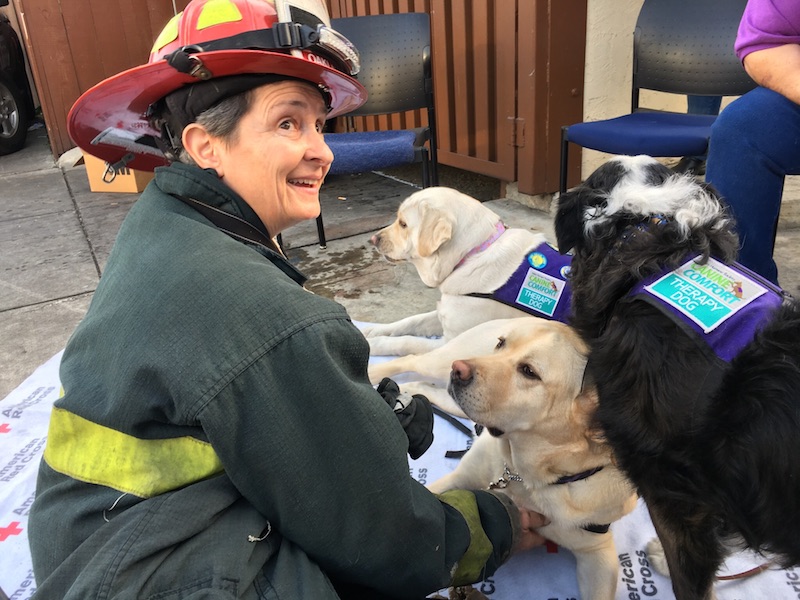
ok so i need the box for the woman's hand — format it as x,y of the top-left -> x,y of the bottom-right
514,508 -> 550,553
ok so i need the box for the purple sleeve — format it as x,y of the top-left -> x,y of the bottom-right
735,0 -> 800,61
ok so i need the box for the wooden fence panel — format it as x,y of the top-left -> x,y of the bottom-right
430,0 -> 517,181
328,0 -> 520,182
13,0 -> 585,193
516,0 -> 587,195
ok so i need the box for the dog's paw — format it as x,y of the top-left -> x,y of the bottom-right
367,361 -> 392,384
645,537 -> 670,577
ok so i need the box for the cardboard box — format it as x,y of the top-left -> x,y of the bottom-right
82,151 -> 154,193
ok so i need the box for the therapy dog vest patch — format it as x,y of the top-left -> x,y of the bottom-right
629,256 -> 784,362
470,243 -> 572,322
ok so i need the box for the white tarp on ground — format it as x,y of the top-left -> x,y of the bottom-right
1,348 -> 798,599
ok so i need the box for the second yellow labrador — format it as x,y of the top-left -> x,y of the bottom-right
363,187 -> 551,356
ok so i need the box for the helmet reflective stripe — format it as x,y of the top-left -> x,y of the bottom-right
197,0 -> 243,30
43,407 -> 224,498
151,13 -> 182,56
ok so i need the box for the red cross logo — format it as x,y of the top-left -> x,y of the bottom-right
0,423 -> 11,434
545,540 -> 560,554
0,521 -> 23,542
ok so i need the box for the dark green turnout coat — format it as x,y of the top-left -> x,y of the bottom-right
29,162 -> 520,599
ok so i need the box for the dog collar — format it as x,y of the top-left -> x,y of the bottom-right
618,213 -> 668,243
488,464 -> 611,535
554,466 -> 603,485
609,213 -> 669,257
554,466 -> 610,535
488,464 -> 604,489
454,221 -> 507,270
488,463 -> 523,490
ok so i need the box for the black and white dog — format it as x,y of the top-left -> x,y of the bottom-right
554,155 -> 800,600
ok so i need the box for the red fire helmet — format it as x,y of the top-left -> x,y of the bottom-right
68,0 -> 367,171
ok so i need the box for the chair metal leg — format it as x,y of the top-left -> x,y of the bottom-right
427,103 -> 440,186
421,147 -> 431,188
315,213 -> 326,249
429,137 -> 439,187
560,126 -> 570,195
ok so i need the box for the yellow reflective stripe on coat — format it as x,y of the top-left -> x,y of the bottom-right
43,406 -> 224,498
437,490 -> 494,586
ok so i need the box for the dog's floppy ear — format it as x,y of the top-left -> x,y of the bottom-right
555,188 -> 593,254
416,204 -> 454,257
575,367 -> 607,446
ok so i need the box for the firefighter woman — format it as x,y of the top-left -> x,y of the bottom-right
28,1 -> 545,597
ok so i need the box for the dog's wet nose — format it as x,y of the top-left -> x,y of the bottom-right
451,360 -> 473,384
369,233 -> 380,246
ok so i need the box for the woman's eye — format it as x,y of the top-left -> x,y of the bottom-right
495,337 -> 506,350
518,363 -> 539,380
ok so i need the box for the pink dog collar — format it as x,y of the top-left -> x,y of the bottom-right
455,221 -> 506,269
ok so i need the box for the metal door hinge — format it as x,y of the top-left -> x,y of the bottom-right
509,117 -> 525,147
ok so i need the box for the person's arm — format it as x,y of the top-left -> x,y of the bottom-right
197,306 -> 537,596
743,44 -> 800,104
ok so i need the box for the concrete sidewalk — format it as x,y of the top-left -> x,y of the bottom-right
2,129 -> 799,399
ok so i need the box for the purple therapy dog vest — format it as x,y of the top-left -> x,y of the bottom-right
469,242 -> 572,322
629,256 -> 784,362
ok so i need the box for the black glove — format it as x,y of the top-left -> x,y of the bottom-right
377,378 -> 434,459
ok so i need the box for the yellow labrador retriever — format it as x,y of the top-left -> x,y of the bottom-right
364,187 -> 553,356
375,317 -> 638,600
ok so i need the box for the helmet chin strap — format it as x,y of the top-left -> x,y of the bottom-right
166,50 -> 213,80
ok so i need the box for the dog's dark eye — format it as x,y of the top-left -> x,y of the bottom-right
518,363 -> 539,380
495,337 -> 506,350
398,220 -> 407,229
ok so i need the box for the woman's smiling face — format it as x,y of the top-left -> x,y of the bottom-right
194,80 -> 334,236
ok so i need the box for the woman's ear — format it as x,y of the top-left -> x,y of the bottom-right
182,123 -> 223,174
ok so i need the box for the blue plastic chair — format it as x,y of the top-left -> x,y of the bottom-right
559,0 -> 755,194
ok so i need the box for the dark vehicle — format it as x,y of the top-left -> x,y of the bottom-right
0,0 -> 34,154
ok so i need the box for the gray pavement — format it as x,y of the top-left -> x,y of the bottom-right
2,129 -> 800,400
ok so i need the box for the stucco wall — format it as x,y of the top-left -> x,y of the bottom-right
582,0 -> 739,175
